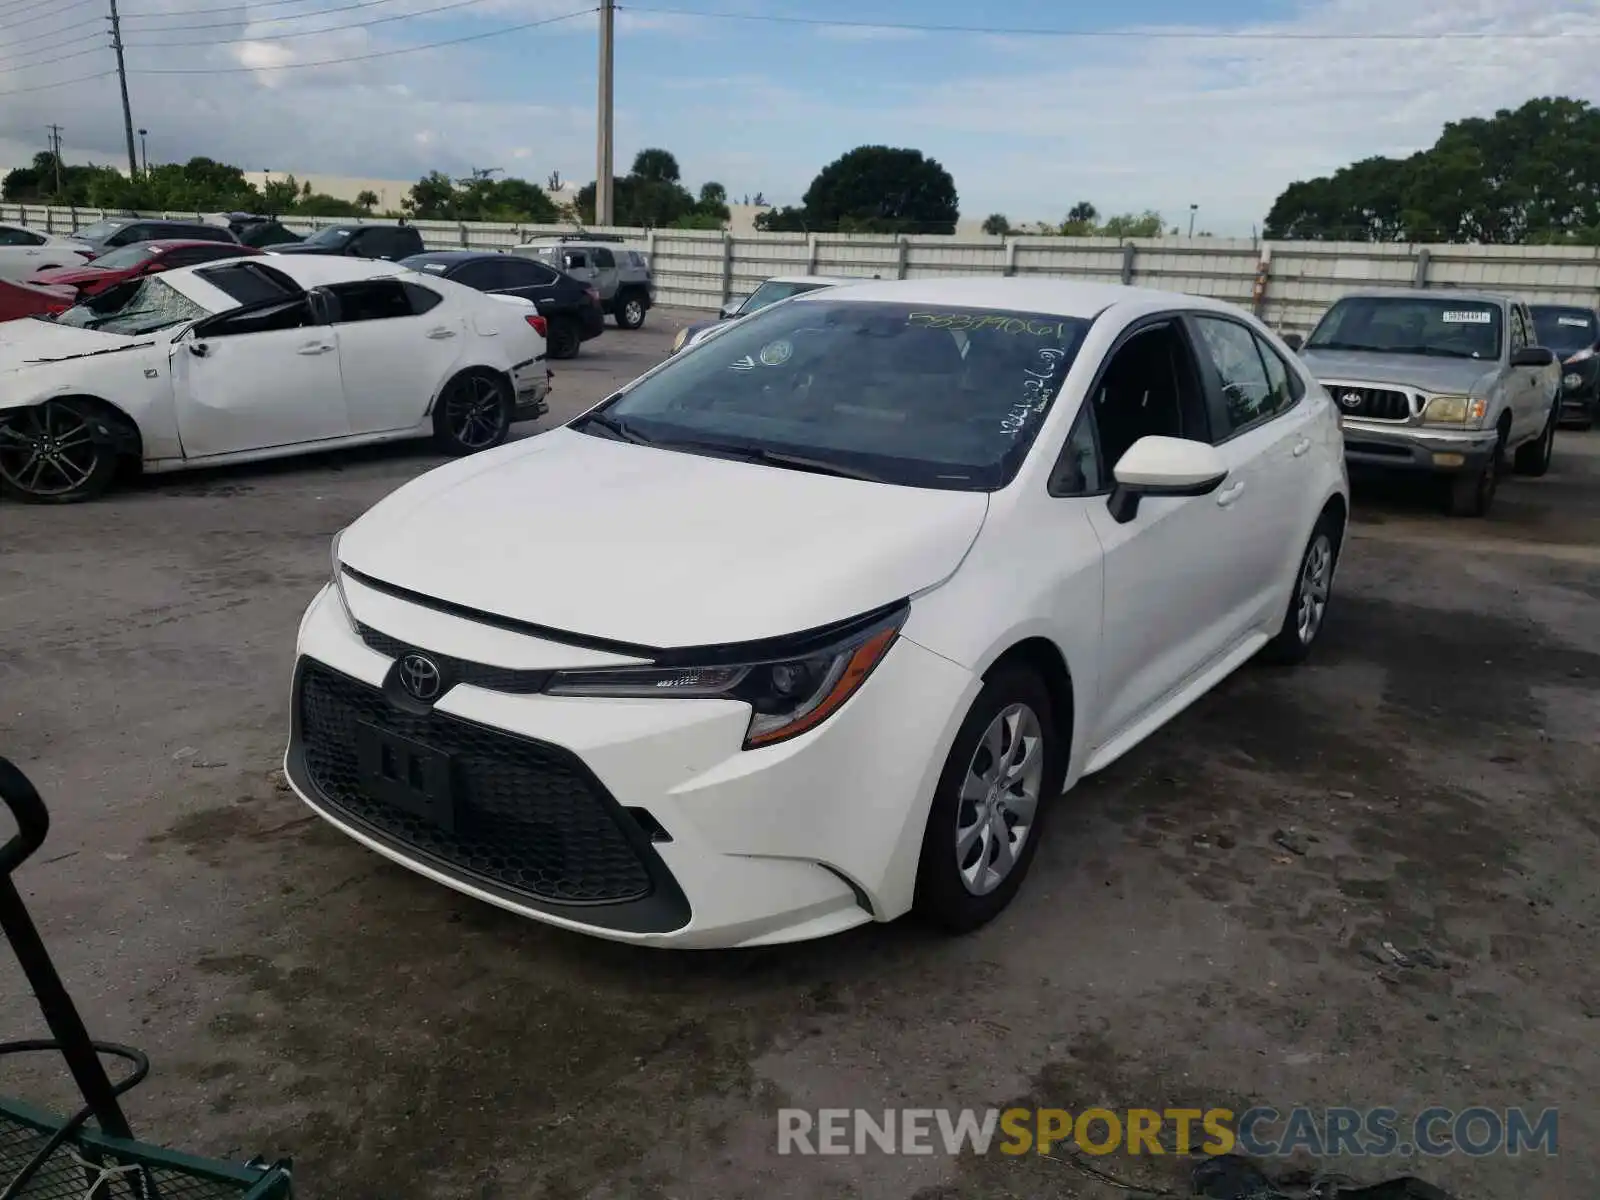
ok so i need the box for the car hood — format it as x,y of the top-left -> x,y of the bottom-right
0,322 -> 141,380
338,427 -> 990,649
1299,348 -> 1500,395
29,265 -> 111,287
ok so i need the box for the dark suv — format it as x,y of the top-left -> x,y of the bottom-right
266,222 -> 424,260
68,216 -> 239,260
1529,304 -> 1600,429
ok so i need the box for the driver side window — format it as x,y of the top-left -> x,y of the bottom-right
200,297 -> 316,338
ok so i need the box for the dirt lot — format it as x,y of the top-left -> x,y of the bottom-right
2,309 -> 1597,1200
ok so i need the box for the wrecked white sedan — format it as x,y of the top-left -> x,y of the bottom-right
0,254 -> 550,503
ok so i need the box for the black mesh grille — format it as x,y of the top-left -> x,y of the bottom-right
356,622 -> 550,695
1328,384 -> 1412,421
296,661 -> 653,904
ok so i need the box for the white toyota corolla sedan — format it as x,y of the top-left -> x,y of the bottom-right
286,278 -> 1349,949
0,255 -> 550,503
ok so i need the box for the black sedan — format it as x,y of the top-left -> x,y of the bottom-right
398,250 -> 605,359
1530,304 -> 1600,429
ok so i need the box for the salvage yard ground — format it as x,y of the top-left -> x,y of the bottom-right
1,308 -> 1597,1199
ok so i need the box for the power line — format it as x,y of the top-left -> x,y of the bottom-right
125,5 -> 594,71
0,69 -> 115,96
120,0 -> 392,19
124,0 -> 520,49
0,26 -> 104,55
0,0 -> 74,18
0,0 -> 99,32
122,0 -> 404,31
0,41 -> 108,70
619,5 -> 1600,41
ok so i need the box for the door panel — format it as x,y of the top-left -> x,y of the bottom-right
327,280 -> 461,435
172,324 -> 349,457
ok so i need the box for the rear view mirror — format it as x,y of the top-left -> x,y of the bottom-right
1282,332 -> 1304,352
0,756 -> 49,875
1107,436 -> 1230,524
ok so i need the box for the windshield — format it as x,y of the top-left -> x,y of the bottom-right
1306,295 -> 1502,360
71,219 -> 128,243
1530,306 -> 1596,356
56,277 -> 211,337
302,226 -> 353,247
739,280 -> 828,315
85,243 -> 160,271
577,300 -> 1091,490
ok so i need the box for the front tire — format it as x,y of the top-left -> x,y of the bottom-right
1447,429 -> 1504,517
432,371 -> 512,457
1513,398 -> 1558,477
1260,513 -> 1341,665
614,291 -> 647,330
0,399 -> 121,504
913,666 -> 1064,934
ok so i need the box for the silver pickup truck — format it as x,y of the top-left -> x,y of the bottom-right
1285,288 -> 1562,517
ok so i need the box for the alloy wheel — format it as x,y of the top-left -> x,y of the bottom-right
444,376 -> 507,450
1297,532 -> 1334,645
0,404 -> 102,499
955,703 -> 1044,896
623,299 -> 644,326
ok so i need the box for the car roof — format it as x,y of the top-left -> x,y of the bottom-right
785,277 -> 1257,321
1330,286 -> 1512,306
1528,301 -> 1598,313
400,250 -> 503,265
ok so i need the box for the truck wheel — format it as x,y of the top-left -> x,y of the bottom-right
1513,397 -> 1558,477
614,291 -> 647,330
1447,434 -> 1502,518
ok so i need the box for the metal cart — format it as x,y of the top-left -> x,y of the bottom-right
0,755 -> 294,1198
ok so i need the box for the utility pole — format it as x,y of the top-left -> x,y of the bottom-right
106,0 -> 138,178
46,125 -> 63,193
595,0 -> 614,226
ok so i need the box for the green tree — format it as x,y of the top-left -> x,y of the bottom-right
295,192 -> 363,217
356,189 -> 379,211
574,150 -> 723,228
1098,210 -> 1164,239
981,213 -> 1011,235
262,175 -> 301,213
699,181 -> 727,207
404,170 -> 460,219
1067,200 -> 1098,225
757,145 -> 958,234
630,148 -> 681,183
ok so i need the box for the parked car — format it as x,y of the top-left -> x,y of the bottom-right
1288,288 -> 1560,516
0,256 -> 549,504
62,217 -> 239,260
1528,303 -> 1600,429
668,274 -> 852,356
513,236 -> 655,329
284,278 -> 1349,948
0,277 -> 77,322
208,212 -> 305,248
400,250 -> 604,359
266,222 -> 424,260
0,222 -> 95,281
30,239 -> 260,298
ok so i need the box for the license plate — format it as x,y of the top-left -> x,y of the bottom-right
354,721 -> 457,832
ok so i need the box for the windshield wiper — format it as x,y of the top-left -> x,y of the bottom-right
742,448 -> 889,483
572,405 -> 651,444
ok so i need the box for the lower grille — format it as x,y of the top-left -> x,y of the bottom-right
1326,384 -> 1413,421
296,660 -> 653,905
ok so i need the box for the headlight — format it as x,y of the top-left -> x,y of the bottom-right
544,604 -> 908,749
1564,347 -> 1595,365
670,328 -> 688,354
1422,395 -> 1487,426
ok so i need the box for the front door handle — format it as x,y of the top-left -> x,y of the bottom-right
1291,437 -> 1312,457
297,342 -> 333,355
1216,480 -> 1246,507
427,327 -> 457,340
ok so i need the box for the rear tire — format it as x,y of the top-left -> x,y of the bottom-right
1260,511 -> 1341,665
431,371 -> 512,457
614,291 -> 647,330
1513,398 -> 1558,477
913,666 -> 1064,934
546,316 -> 582,360
0,398 -> 122,504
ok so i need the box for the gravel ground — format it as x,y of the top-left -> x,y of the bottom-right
1,308 -> 1597,1199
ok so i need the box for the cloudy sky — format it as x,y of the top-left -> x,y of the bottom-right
2,0 -> 1597,234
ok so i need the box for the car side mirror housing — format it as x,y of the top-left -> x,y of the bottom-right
719,299 -> 743,320
188,342 -> 210,358
1282,332 -> 1304,352
1106,436 -> 1230,524
1511,346 -> 1555,367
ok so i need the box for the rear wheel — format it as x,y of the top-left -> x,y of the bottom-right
1513,397 -> 1558,477
432,371 -> 512,456
614,291 -> 647,330
1260,512 -> 1341,665
546,316 -> 582,360
0,399 -> 121,504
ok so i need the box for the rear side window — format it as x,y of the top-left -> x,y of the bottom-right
0,226 -> 46,246
402,281 -> 443,314
326,279 -> 414,322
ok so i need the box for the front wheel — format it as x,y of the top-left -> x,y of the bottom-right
1447,432 -> 1503,517
1513,398 -> 1558,477
432,372 -> 512,457
0,399 -> 120,504
614,292 -> 647,330
1260,515 -> 1340,665
913,666 -> 1064,934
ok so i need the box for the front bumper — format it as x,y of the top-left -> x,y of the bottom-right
1339,418 -> 1499,473
1559,362 -> 1598,423
283,580 -> 977,948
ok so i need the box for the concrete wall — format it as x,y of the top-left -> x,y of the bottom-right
10,203 -> 1600,332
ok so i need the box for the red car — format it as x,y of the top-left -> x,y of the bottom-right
30,239 -> 260,297
0,277 -> 78,322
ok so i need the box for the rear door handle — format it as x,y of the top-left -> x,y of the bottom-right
1216,480 -> 1246,507
427,327 -> 457,340
297,342 -> 333,355
1291,437 -> 1312,457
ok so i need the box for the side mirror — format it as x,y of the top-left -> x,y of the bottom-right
1511,346 -> 1555,367
1107,436 -> 1230,524
188,342 -> 210,358
0,756 -> 50,874
1282,332 -> 1304,352
719,299 -> 743,320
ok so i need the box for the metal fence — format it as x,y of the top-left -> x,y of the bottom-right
9,204 -> 1600,333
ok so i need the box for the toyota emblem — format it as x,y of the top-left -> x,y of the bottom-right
1340,391 -> 1363,409
398,653 -> 443,702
